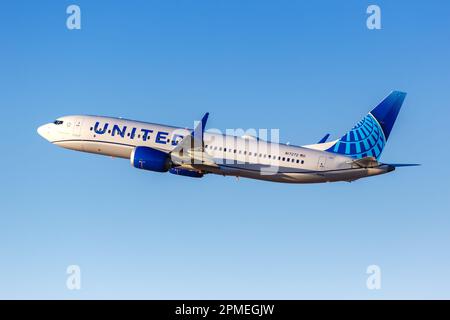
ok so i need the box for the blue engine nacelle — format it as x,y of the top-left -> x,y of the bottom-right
169,167 -> 204,178
130,146 -> 171,172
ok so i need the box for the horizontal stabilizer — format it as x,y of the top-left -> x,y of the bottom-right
385,163 -> 421,167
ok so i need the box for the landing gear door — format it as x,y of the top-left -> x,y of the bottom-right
73,118 -> 83,136
317,156 -> 327,170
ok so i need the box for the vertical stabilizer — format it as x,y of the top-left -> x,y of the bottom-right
325,91 -> 407,159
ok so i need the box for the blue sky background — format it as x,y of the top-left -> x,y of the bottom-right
1,0 -> 449,299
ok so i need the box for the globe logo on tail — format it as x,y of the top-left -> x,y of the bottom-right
326,113 -> 386,159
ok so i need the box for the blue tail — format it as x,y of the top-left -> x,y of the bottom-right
326,91 -> 407,160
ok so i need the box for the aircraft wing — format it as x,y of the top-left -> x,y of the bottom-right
350,156 -> 380,168
170,113 -> 218,169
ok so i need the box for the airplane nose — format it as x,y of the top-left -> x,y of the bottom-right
37,124 -> 52,141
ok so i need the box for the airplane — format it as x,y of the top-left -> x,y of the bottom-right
37,91 -> 418,184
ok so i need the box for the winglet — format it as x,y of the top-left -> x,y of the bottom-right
201,112 -> 209,134
193,112 -> 209,143
317,133 -> 330,144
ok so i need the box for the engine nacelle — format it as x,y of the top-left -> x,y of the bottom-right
130,146 -> 171,172
169,167 -> 204,178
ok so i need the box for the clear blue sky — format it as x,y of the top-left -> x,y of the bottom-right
1,0 -> 449,299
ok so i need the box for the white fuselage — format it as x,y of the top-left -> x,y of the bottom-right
37,115 -> 393,183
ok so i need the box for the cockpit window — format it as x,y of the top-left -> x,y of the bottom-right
54,120 -> 64,125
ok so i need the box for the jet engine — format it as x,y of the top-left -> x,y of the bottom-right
130,146 -> 172,172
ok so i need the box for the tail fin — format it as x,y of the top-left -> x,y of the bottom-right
326,91 -> 407,160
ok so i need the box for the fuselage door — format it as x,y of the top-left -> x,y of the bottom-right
73,118 -> 83,136
317,156 -> 327,170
